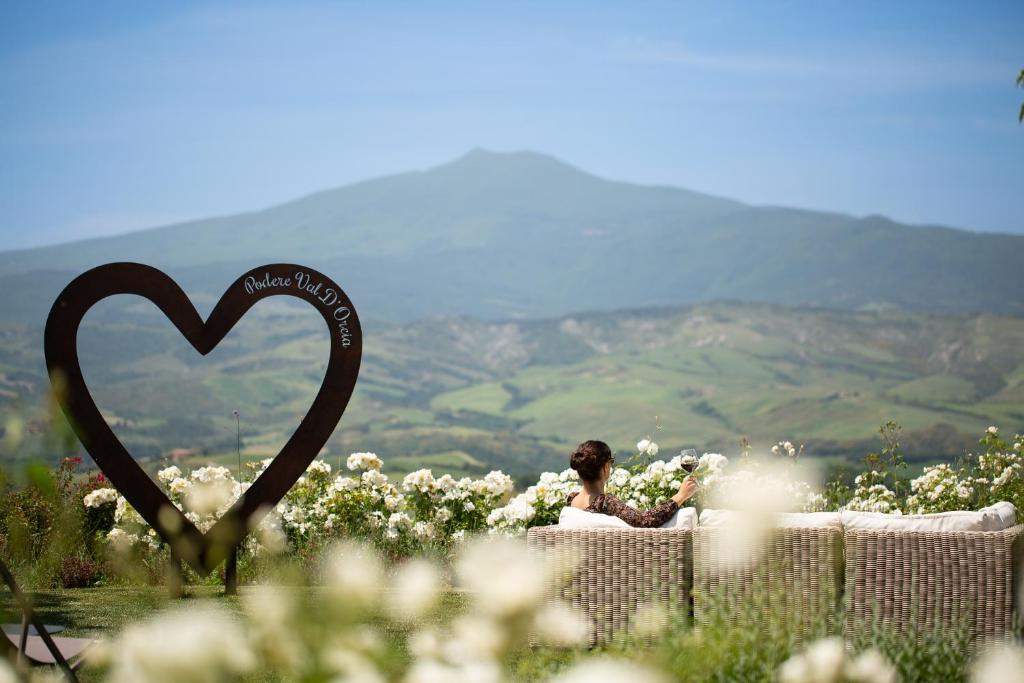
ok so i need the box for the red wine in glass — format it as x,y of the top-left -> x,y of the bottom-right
680,448 -> 698,473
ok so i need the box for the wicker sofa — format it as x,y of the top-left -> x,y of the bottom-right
528,521 -> 1023,648
844,524 -> 1024,648
526,526 -> 692,645
693,526 -> 844,640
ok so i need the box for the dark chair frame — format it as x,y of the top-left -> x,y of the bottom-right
1,558 -> 87,682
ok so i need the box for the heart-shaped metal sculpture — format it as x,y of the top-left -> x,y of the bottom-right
44,263 -> 361,575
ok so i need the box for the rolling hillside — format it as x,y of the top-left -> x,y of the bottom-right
2,302 -> 1022,481
0,150 -> 1023,327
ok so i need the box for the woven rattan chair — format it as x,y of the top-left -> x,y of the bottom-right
692,526 -> 844,642
844,524 -> 1024,649
526,526 -> 693,645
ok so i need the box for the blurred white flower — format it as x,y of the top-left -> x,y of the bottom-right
106,604 -> 255,683
779,637 -> 846,683
446,614 -> 506,661
323,541 -> 384,611
551,659 -> 669,683
183,476 -> 237,516
846,649 -> 897,683
0,658 -> 19,683
971,645 -> 1024,683
388,559 -> 442,622
456,537 -> 546,617
987,426 -> 999,435
106,527 -> 137,553
532,604 -> 590,647
637,438 -> 651,454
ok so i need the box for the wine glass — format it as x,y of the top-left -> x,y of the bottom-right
679,448 -> 698,473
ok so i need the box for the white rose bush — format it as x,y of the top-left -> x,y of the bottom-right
81,426 -> 1024,569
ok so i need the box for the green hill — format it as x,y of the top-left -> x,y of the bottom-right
2,302 -> 1022,481
0,150 -> 1022,327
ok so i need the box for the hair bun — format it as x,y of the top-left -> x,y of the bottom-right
569,440 -> 613,481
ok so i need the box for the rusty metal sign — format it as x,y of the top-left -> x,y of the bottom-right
44,263 -> 361,578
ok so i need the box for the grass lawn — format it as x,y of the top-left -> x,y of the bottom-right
2,586 -> 573,682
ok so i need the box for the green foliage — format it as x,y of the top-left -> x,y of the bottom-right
1018,69 -> 1023,122
864,421 -> 908,498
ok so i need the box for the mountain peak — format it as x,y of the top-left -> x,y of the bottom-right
435,148 -> 593,178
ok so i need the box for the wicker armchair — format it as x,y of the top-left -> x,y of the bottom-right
692,526 -> 844,641
844,524 -> 1024,649
526,526 -> 693,645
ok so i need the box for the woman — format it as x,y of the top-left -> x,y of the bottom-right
566,439 -> 698,527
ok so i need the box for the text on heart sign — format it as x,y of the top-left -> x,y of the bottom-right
245,269 -> 354,347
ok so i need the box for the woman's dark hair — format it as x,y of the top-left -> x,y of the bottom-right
570,440 -> 613,481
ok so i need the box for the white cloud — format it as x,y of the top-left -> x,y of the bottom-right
609,36 -> 1013,89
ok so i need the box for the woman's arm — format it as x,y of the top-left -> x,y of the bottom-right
592,493 -> 679,528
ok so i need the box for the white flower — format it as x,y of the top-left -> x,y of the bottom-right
971,645 -> 1024,683
0,659 -> 19,683
306,459 -> 332,475
456,537 -> 547,617
987,426 -> 999,435
183,477 -> 237,516
83,487 -> 118,508
387,559 -> 441,621
106,604 -> 255,683
647,442 -> 659,456
189,465 -> 233,484
779,637 -> 845,683
346,452 -> 383,472
322,541 -> 383,611
157,466 -> 181,483
412,521 -> 435,540
106,528 -> 137,553
637,439 -> 651,454
550,659 -> 669,683
169,477 -> 190,497
445,614 -> 506,662
846,649 -> 897,683
532,604 -> 590,647
403,469 -> 436,493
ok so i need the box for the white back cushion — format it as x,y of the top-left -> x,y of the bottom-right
840,509 -> 991,532
558,506 -> 631,529
699,509 -> 842,529
979,502 -> 1017,531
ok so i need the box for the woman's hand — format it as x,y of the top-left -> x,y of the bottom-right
672,475 -> 699,506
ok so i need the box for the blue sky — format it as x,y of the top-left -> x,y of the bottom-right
1,1 -> 1021,249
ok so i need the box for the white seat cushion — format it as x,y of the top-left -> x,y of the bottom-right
558,506 -> 631,528
660,506 -> 698,529
699,508 -> 842,529
979,501 -> 1017,531
840,509 -> 993,532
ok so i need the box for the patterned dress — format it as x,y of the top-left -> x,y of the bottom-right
566,491 -> 678,528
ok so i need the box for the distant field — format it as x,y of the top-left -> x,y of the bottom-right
2,302 -> 1022,482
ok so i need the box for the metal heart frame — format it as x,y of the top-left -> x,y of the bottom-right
44,263 -> 362,575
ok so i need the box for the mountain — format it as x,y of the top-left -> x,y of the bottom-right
2,302 -> 1022,481
1,149 -> 1023,325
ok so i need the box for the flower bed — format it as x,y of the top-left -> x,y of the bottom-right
74,425 -> 1024,570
